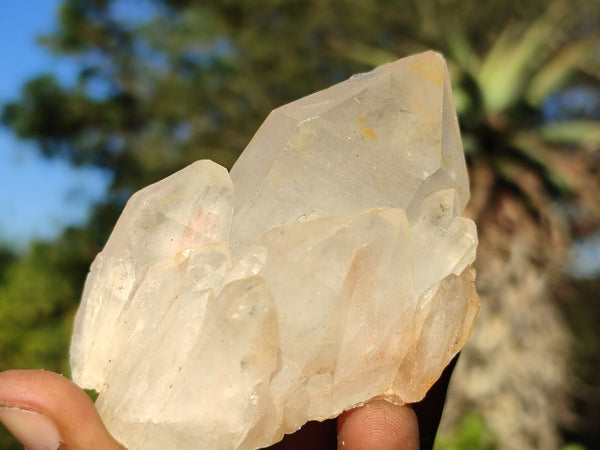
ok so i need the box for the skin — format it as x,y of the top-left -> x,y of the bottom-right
337,401 -> 419,450
0,357 -> 457,449
0,369 -> 124,449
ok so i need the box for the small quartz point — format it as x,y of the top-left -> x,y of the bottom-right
70,51 -> 480,450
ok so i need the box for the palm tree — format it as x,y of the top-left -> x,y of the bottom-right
430,2 -> 600,448
341,1 -> 600,447
337,2 -> 600,445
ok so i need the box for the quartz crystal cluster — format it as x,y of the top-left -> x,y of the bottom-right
70,51 -> 479,450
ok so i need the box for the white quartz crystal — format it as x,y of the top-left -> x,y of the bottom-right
70,51 -> 479,450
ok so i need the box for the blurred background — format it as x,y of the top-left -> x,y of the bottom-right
0,0 -> 599,448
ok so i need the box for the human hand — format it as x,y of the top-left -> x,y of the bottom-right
0,360 -> 455,450
0,369 -> 124,449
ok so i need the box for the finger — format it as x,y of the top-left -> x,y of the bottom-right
337,400 -> 419,450
0,369 -> 124,450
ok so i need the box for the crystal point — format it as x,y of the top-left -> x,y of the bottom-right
70,51 -> 479,450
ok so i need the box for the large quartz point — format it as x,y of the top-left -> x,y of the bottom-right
70,51 -> 479,450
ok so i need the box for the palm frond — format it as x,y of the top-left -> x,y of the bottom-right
511,132 -> 575,194
526,34 -> 600,106
477,0 -> 566,112
539,120 -> 600,151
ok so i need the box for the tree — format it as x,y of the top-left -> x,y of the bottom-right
2,0 -> 599,448
557,274 -> 600,450
432,2 -> 600,446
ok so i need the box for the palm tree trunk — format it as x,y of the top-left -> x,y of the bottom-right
441,167 -> 574,449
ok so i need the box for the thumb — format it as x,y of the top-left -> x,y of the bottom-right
0,369 -> 124,450
337,400 -> 419,450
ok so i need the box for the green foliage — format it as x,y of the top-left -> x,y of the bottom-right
0,424 -> 20,449
434,414 -> 497,450
0,228 -> 95,373
561,445 -> 587,450
444,0 -> 600,228
0,247 -> 16,280
0,227 -> 104,448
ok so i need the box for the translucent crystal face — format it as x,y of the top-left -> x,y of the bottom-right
230,51 -> 469,250
70,51 -> 479,450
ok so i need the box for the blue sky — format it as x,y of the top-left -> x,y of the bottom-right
0,2 -> 111,250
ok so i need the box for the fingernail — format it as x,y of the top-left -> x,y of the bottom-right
0,405 -> 61,450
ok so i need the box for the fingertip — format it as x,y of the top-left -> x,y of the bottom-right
0,370 -> 124,450
337,400 -> 419,450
